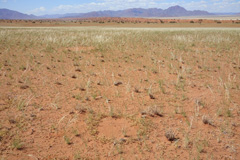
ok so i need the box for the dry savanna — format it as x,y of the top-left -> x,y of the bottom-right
0,20 -> 240,160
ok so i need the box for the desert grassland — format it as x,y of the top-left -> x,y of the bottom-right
0,27 -> 240,160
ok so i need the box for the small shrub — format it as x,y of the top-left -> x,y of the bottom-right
226,108 -> 232,117
202,115 -> 214,126
165,130 -> 177,141
63,135 -> 71,145
141,105 -> 163,117
75,104 -> 87,114
12,138 -> 24,150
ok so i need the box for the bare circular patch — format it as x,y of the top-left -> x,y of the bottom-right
98,117 -> 136,139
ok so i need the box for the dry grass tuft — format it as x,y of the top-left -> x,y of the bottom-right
202,115 -> 214,126
75,104 -> 87,114
165,129 -> 177,141
141,106 -> 163,117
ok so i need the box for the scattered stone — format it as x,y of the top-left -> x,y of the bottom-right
134,87 -> 140,93
30,114 -> 36,118
149,93 -> 155,99
69,111 -> 75,114
9,119 -> 16,124
29,129 -> 35,135
80,88 -> 86,91
152,70 -> 158,74
94,96 -> 102,100
72,75 -> 77,79
20,85 -> 29,89
75,68 -> 81,72
55,82 -> 62,85
18,80 -> 23,83
85,97 -> 90,101
114,81 -> 122,86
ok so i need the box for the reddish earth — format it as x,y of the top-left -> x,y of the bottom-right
0,23 -> 239,160
0,17 -> 240,27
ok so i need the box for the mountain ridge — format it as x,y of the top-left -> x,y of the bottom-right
0,8 -> 38,19
0,6 -> 216,19
62,6 -> 213,18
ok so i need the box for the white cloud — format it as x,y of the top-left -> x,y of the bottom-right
52,0 -> 172,14
183,1 -> 208,10
30,0 -> 240,15
28,7 -> 46,15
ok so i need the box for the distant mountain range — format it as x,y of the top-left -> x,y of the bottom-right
0,8 -> 38,19
212,12 -> 240,15
61,6 -> 213,19
0,5 -> 238,20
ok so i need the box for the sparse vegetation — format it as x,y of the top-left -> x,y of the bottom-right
63,135 -> 72,145
12,138 -> 24,150
202,115 -> 214,126
141,105 -> 163,117
165,129 -> 177,141
0,24 -> 239,159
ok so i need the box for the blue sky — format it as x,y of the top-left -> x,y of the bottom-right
1,0 -> 240,15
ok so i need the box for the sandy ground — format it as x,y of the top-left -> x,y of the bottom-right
0,22 -> 240,160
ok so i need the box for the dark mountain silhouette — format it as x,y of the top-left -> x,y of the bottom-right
0,8 -> 38,19
1,6 -> 214,19
63,6 -> 213,18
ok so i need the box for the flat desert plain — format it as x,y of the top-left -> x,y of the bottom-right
0,19 -> 240,160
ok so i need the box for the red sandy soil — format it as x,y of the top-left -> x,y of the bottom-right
0,24 -> 240,160
0,17 -> 240,27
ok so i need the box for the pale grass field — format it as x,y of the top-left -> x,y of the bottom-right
0,27 -> 240,159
